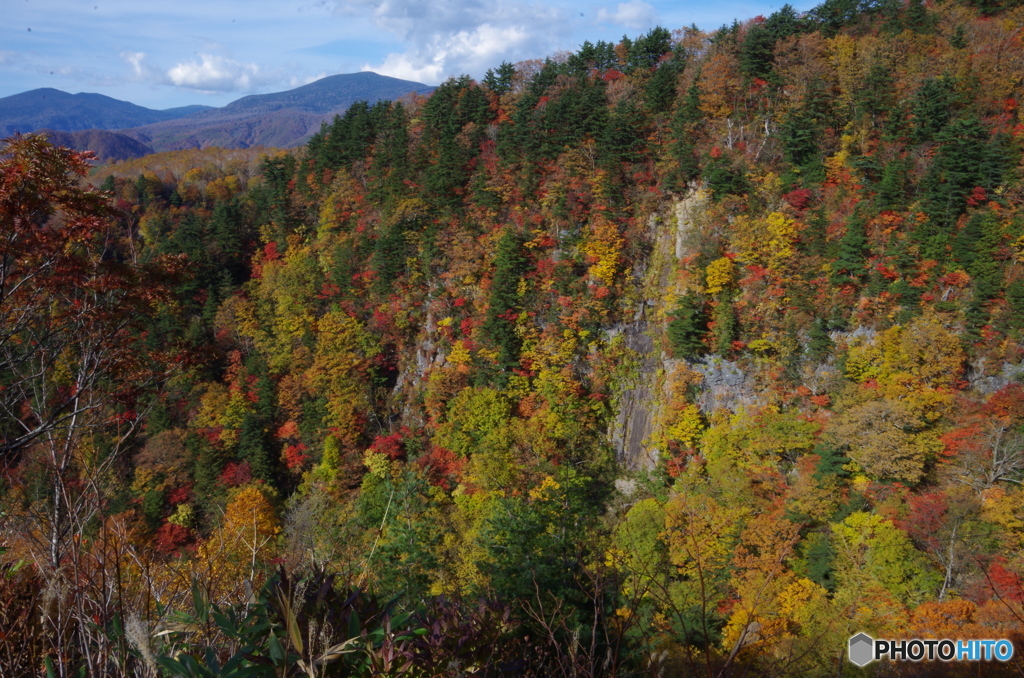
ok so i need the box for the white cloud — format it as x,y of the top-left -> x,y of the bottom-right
366,23 -> 531,83
596,0 -> 657,30
288,72 -> 329,88
120,51 -> 147,79
166,53 -> 269,92
334,0 -> 568,83
121,50 -> 323,96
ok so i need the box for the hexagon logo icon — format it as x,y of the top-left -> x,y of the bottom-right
849,632 -> 875,667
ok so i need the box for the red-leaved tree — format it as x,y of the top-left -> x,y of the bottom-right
0,135 -> 181,569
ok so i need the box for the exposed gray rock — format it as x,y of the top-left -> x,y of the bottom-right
614,478 -> 638,497
833,326 -> 877,343
692,356 -> 758,414
967,357 -> 1024,394
609,319 -> 659,471
674,189 -> 707,262
609,190 -> 709,471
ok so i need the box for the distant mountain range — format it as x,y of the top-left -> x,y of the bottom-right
0,89 -> 210,137
0,72 -> 434,161
119,73 -> 434,154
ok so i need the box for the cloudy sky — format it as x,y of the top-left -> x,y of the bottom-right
2,0 -> 812,110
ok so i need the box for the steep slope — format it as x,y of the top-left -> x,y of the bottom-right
121,108 -> 325,152
9,2 -> 1024,676
36,128 -> 154,162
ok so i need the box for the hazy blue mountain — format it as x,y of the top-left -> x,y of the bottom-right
214,72 -> 434,116
3,72 -> 433,155
0,89 -> 212,136
120,72 -> 435,152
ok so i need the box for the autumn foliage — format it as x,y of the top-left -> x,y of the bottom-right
5,0 -> 1024,674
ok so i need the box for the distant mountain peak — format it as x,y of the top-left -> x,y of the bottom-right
2,72 -> 435,158
0,88 -> 213,136
117,72 -> 434,153
217,72 -> 434,116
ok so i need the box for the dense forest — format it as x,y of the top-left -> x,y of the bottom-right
3,0 -> 1024,675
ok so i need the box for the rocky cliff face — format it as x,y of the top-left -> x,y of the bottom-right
606,190 -> 718,472
608,320 -> 657,470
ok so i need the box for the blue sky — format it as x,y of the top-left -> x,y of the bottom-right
1,0 -> 814,110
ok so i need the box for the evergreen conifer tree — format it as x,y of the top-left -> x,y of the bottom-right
713,300 -> 738,355
807,318 -> 834,361
483,229 -> 529,383
833,209 -> 868,284
667,295 -> 709,358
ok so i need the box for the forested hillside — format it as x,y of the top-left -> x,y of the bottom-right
3,0 -> 1024,675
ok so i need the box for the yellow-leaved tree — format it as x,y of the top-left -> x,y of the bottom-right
705,256 -> 735,296
720,512 -> 832,674
194,484 -> 281,603
732,212 -> 799,275
583,212 -> 625,289
306,310 -> 379,453
663,491 -> 747,655
834,312 -> 964,483
830,512 -> 940,638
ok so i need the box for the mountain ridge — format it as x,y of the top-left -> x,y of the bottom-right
35,128 -> 155,163
0,88 -> 212,136
118,72 -> 435,152
0,72 -> 435,156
